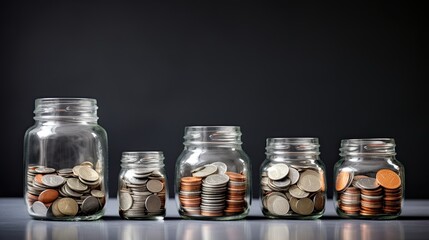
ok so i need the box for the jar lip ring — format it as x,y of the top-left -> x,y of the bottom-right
185,126 -> 241,131
35,98 -> 97,104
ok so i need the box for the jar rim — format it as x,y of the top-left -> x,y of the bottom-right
340,138 -> 396,156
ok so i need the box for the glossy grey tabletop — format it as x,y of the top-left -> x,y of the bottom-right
1,198 -> 428,240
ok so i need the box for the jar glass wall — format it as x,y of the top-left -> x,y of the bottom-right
24,98 -> 108,220
260,138 -> 326,219
118,151 -> 167,220
175,126 -> 251,220
334,138 -> 404,219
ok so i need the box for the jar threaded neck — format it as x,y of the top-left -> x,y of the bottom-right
265,138 -> 320,156
34,98 -> 98,122
183,126 -> 242,146
340,138 -> 396,156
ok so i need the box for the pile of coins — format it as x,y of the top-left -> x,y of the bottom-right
119,169 -> 166,219
336,168 -> 403,216
261,163 -> 325,217
179,162 -> 248,217
26,161 -> 106,218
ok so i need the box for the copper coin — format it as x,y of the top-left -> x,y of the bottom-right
376,169 -> 401,189
225,172 -> 246,182
181,177 -> 202,183
27,193 -> 39,201
34,174 -> 44,185
336,171 -> 351,192
38,189 -> 59,203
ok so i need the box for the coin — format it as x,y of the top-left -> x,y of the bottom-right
91,190 -> 105,198
192,165 -> 218,177
38,189 -> 59,203
297,170 -> 321,192
57,198 -> 79,216
355,178 -> 379,190
287,167 -> 300,185
81,196 -> 100,215
147,180 -> 164,193
210,162 -> 227,174
271,196 -> 290,216
35,167 -> 56,174
78,166 -> 99,182
272,178 -> 291,189
51,199 -> 65,217
32,201 -> 48,216
313,192 -> 325,212
145,195 -> 162,212
376,169 -> 401,189
289,185 -> 309,199
120,192 -> 133,211
267,164 -> 289,180
295,198 -> 314,215
204,174 -> 230,185
336,171 -> 352,191
67,178 -> 88,192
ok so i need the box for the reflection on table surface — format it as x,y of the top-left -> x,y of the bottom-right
26,220 -> 108,240
176,220 -> 251,240
259,220 -> 326,240
334,221 -> 404,240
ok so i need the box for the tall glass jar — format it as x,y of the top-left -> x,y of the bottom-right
118,151 -> 167,220
23,98 -> 108,220
175,126 -> 251,220
334,138 -> 404,219
260,138 -> 326,219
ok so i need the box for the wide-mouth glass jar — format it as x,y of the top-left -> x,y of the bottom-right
260,138 -> 326,219
23,98 -> 108,220
334,138 -> 404,219
175,126 -> 252,220
118,151 -> 167,220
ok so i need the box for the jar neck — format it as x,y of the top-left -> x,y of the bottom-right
265,138 -> 320,159
120,151 -> 165,169
34,98 -> 98,123
183,126 -> 242,148
340,138 -> 396,157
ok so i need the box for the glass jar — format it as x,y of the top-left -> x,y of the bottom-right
334,138 -> 404,219
118,151 -> 167,220
175,126 -> 251,220
260,138 -> 326,219
23,98 -> 108,220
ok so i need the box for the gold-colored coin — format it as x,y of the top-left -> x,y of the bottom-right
57,198 -> 78,216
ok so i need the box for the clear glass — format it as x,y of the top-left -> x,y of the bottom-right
260,138 -> 326,219
23,98 -> 108,220
334,138 -> 404,219
118,151 -> 167,220
175,126 -> 252,220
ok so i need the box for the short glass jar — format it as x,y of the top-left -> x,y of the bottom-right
118,151 -> 167,220
334,138 -> 404,219
260,138 -> 326,219
175,126 -> 251,220
23,98 -> 108,220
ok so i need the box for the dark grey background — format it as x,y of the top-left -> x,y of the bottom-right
1,1 -> 427,198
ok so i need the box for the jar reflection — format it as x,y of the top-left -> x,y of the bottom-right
26,220 -> 107,240
118,221 -> 166,240
260,220 -> 327,240
334,221 -> 404,240
176,220 -> 250,240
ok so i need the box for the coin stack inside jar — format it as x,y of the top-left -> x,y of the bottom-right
261,163 -> 325,217
26,161 -> 106,219
179,162 -> 248,217
336,168 -> 403,217
119,169 -> 166,218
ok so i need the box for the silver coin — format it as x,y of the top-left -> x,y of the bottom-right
147,180 -> 164,193
145,195 -> 162,212
356,178 -> 380,190
90,190 -> 105,198
272,178 -> 291,188
289,185 -> 309,199
297,170 -> 321,192
78,166 -> 99,182
191,166 -> 206,173
120,192 -> 133,211
295,198 -> 314,215
67,178 -> 88,192
210,162 -> 227,174
192,165 -> 218,177
31,201 -> 48,216
267,164 -> 289,180
287,167 -> 300,185
62,184 -> 83,198
272,196 -> 290,216
204,174 -> 230,186
81,196 -> 100,214
35,167 -> 56,174
58,168 -> 73,174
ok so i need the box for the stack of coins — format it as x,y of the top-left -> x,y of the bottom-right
179,177 -> 202,216
336,168 -> 403,217
26,161 -> 106,218
179,162 -> 248,218
261,163 -> 325,217
225,172 -> 247,215
119,169 -> 166,218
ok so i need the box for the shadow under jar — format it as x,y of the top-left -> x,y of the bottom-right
118,151 -> 167,220
334,138 -> 404,219
175,126 -> 252,220
260,138 -> 326,219
23,98 -> 108,220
